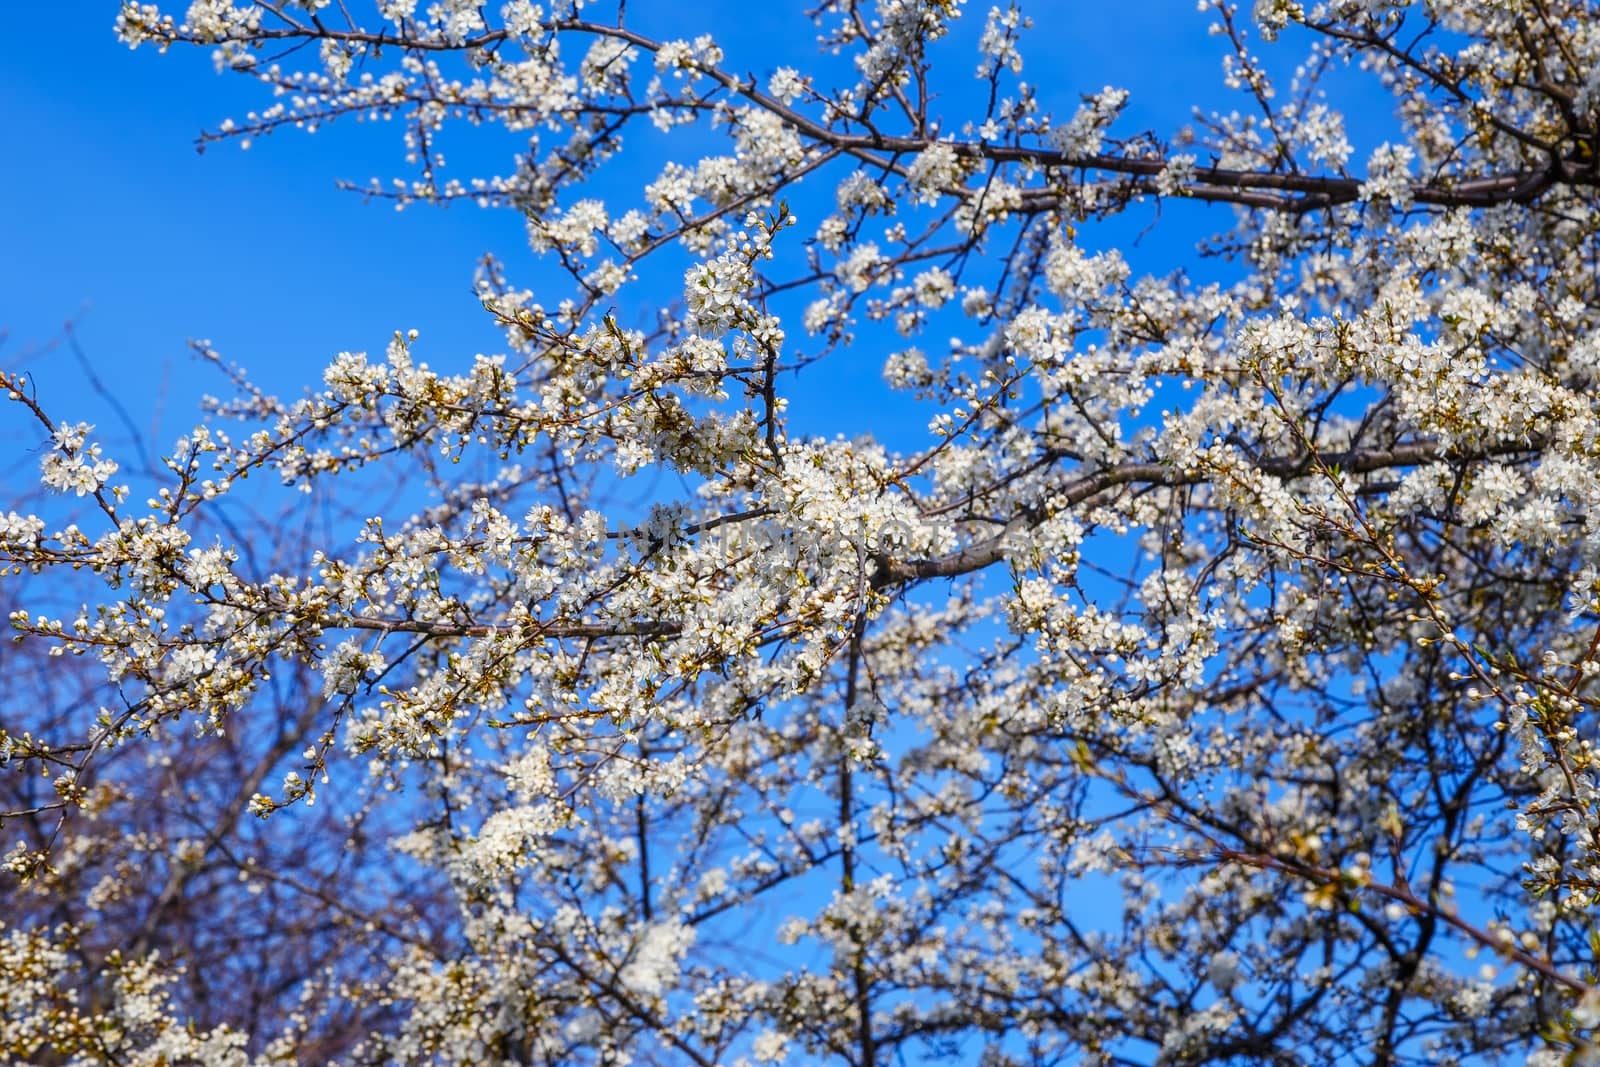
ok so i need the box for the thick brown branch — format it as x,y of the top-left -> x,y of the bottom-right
335,615 -> 681,640
878,438 -> 1538,585
162,19 -> 1599,213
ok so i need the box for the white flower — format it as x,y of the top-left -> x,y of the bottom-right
768,67 -> 807,104
617,919 -> 695,998
1359,143 -> 1416,207
378,0 -> 420,21
183,0 -> 259,42
977,4 -> 1028,76
500,0 -> 542,36
835,242 -> 885,293
906,142 -> 963,205
580,36 -> 635,93
425,0 -> 486,44
1050,86 -> 1128,156
183,545 -> 236,588
39,422 -> 118,497
321,639 -> 386,697
685,252 -> 753,335
1208,950 -> 1244,992
1156,153 -> 1197,197
753,1029 -> 791,1062
913,266 -> 956,308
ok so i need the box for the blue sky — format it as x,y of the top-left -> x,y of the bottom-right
4,4 -> 511,435
6,7 -> 1520,1059
0,1 -> 1393,463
